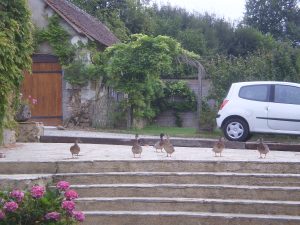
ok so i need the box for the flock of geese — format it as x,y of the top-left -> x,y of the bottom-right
132,133 -> 175,158
212,136 -> 269,158
131,134 -> 270,159
69,134 -> 270,159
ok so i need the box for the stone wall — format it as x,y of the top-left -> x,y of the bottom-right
2,129 -> 16,146
16,122 -> 44,142
63,79 -> 122,128
154,78 -> 212,128
154,111 -> 198,128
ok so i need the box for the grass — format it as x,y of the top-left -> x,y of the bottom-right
78,125 -> 300,142
95,125 -> 222,138
134,125 -> 223,138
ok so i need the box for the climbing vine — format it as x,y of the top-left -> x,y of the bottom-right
154,80 -> 197,127
63,59 -> 96,85
163,80 -> 197,112
36,15 -> 103,86
37,15 -> 76,65
0,0 -> 33,143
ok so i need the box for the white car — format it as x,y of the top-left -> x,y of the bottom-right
216,81 -> 300,141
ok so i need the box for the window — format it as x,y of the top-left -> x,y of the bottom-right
274,85 -> 300,105
239,85 -> 269,102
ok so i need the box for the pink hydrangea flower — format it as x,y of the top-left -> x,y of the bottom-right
56,181 -> 70,191
45,211 -> 61,221
31,185 -> 45,199
0,211 -> 5,220
3,201 -> 18,212
32,98 -> 38,105
72,211 -> 85,222
64,189 -> 78,200
10,190 -> 25,202
61,200 -> 76,212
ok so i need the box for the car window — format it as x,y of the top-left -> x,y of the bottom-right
274,85 -> 300,105
239,85 -> 269,102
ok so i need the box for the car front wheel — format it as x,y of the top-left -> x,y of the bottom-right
222,117 -> 250,142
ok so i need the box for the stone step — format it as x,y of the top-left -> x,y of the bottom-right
0,174 -> 53,189
71,184 -> 300,201
1,160 -> 300,174
41,134 -> 300,152
82,211 -> 300,225
76,197 -> 300,216
54,172 -> 300,186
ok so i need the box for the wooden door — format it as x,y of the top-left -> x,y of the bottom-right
22,54 -> 63,126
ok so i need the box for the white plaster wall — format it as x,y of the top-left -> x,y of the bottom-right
28,0 -> 89,55
28,0 -> 49,29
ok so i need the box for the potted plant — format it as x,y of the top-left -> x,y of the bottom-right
15,94 -> 38,122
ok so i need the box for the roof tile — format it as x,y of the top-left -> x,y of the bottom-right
45,0 -> 119,46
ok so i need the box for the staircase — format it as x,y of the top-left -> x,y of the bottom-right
0,158 -> 295,225
1,160 -> 300,225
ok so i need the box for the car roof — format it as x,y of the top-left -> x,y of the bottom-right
232,81 -> 300,87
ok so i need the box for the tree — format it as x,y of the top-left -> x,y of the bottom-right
244,0 -> 300,44
206,41 -> 300,104
0,0 -> 33,142
229,26 -> 276,56
176,29 -> 207,55
69,0 -> 129,40
97,34 -> 200,127
119,0 -> 155,35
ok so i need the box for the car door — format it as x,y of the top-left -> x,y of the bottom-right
238,84 -> 271,131
267,84 -> 300,131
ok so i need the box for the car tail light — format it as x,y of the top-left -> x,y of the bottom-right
219,99 -> 229,110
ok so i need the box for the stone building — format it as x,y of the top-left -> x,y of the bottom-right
25,0 -> 120,128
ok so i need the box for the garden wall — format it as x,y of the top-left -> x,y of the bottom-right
154,79 -> 212,128
62,80 -> 122,128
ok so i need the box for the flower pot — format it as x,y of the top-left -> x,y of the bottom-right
15,104 -> 31,122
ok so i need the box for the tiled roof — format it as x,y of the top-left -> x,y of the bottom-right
45,0 -> 119,46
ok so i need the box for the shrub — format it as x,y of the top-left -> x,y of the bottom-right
0,181 -> 84,224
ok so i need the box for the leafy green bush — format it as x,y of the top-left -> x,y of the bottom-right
199,99 -> 217,131
0,181 -> 84,224
64,59 -> 99,86
0,0 -> 33,143
163,80 -> 197,112
152,80 -> 197,127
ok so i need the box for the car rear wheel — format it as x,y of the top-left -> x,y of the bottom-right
222,117 -> 250,142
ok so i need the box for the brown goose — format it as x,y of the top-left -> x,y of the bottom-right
163,135 -> 175,157
212,137 -> 225,157
257,137 -> 270,158
132,134 -> 142,158
153,133 -> 165,152
70,139 -> 80,158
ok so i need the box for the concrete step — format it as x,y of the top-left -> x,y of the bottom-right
41,135 -> 245,149
54,172 -> 300,186
76,197 -> 300,216
71,184 -> 300,201
1,160 -> 300,174
82,211 -> 300,225
0,174 -> 53,189
41,134 -> 300,152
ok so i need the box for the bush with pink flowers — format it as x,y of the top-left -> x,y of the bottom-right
0,181 -> 84,224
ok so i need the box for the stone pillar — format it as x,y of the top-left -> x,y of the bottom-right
17,122 -> 44,142
2,129 -> 16,146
